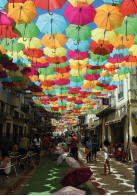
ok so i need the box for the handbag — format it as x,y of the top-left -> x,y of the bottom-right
84,147 -> 91,154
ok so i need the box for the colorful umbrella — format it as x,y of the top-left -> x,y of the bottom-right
44,47 -> 67,57
21,67 -> 37,76
64,4 -> 96,25
1,38 -> 23,51
90,41 -> 113,56
113,35 -> 134,49
66,38 -> 89,52
0,25 -> 19,39
120,0 -> 137,16
68,0 -> 95,7
18,37 -> 42,48
23,48 -> 44,58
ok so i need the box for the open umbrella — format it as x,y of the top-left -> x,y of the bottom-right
47,56 -> 67,63
113,35 -> 134,49
21,67 -> 37,76
0,0 -> 8,10
5,1 -> 37,24
0,11 -> 13,25
1,38 -> 23,52
52,186 -> 86,195
120,0 -> 137,16
18,37 -> 42,49
94,4 -> 124,31
23,48 -> 44,58
36,13 -> 67,34
60,168 -> 93,187
44,47 -> 67,57
90,41 -> 113,55
66,38 -> 89,52
103,0 -> 123,3
64,4 -> 96,25
68,51 -> 88,60
0,25 -> 19,39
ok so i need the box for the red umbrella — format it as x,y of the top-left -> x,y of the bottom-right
1,81 -> 15,87
33,0 -> 67,13
1,60 -> 19,71
0,25 -> 19,38
0,71 -> 7,78
120,0 -> 137,16
23,48 -> 44,58
96,82 -> 108,88
28,86 -> 42,92
124,55 -> 137,62
54,65 -> 70,73
21,68 -> 37,76
40,80 -> 55,86
90,41 -> 113,56
31,62 -> 49,68
47,56 -> 67,64
49,97 -> 58,101
68,90 -> 79,94
102,65 -> 119,71
86,65 -> 104,70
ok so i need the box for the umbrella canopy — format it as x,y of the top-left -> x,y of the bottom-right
60,168 -> 93,187
120,0 -> 137,16
18,37 -> 42,49
5,1 -> 37,24
36,13 -> 67,34
44,47 -> 67,57
66,38 -> 89,52
33,0 -> 67,12
0,25 -> 19,38
113,35 -> 134,49
47,56 -> 67,63
23,48 -> 44,58
41,34 -> 67,48
68,51 -> 88,60
64,4 -> 96,25
21,67 -> 37,76
0,11 -> 13,25
0,0 -> 8,10
66,24 -> 91,41
1,38 -> 24,51
38,67 -> 54,76
94,4 -> 124,31
90,41 -> 113,56
103,0 -> 123,3
52,186 -> 86,195
68,0 -> 95,7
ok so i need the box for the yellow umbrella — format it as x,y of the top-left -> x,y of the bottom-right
67,103 -> 74,107
6,51 -> 27,59
41,34 -> 67,48
92,89 -> 101,93
68,0 -> 95,7
113,74 -> 126,81
41,86 -> 54,90
18,37 -> 42,49
91,28 -> 118,45
101,70 -> 116,77
5,1 -> 37,24
44,47 -> 67,57
70,68 -> 86,76
56,93 -> 68,96
128,45 -> 137,56
39,75 -> 54,81
7,70 -> 23,77
54,73 -> 70,80
70,64 -> 86,70
27,57 -> 47,64
69,58 -> 88,65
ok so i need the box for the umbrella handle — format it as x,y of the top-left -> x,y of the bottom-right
49,12 -> 53,15
97,56 -> 100,59
6,39 -> 9,46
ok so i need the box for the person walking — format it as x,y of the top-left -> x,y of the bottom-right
67,134 -> 72,152
34,134 -> 42,165
90,134 -> 98,161
130,136 -> 137,195
18,136 -> 29,155
85,137 -> 92,163
70,134 -> 79,160
101,140 -> 111,175
42,135 -> 50,157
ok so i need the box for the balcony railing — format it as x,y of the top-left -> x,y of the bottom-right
7,92 -> 19,108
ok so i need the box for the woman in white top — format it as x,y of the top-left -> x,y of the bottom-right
101,140 -> 110,175
0,150 -> 11,175
130,136 -> 137,195
34,134 -> 42,165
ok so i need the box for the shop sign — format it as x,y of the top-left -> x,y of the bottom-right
102,98 -> 109,105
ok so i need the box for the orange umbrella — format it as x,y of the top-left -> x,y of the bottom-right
101,70 -> 116,77
13,82 -> 27,87
102,88 -> 114,93
23,75 -> 39,82
54,73 -> 70,80
70,64 -> 87,70
113,35 -> 134,49
0,45 -> 6,55
94,4 -> 124,31
89,102 -> 97,106
5,1 -> 37,24
41,34 -> 67,48
121,61 -> 137,68
41,86 -> 54,90
0,65 -> 3,72
27,57 -> 47,64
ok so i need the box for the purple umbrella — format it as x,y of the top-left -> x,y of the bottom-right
0,71 -> 7,78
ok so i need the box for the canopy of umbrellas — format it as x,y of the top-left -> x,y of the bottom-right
0,0 -> 137,133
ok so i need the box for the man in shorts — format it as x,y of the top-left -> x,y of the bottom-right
90,134 -> 98,161
70,134 -> 79,159
42,135 -> 50,157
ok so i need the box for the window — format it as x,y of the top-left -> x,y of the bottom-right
1,102 -> 4,113
2,85 -> 6,90
14,111 -> 19,118
118,81 -> 124,100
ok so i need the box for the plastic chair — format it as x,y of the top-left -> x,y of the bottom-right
16,154 -> 27,175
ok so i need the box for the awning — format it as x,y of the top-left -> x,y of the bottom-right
89,122 -> 102,131
105,115 -> 126,126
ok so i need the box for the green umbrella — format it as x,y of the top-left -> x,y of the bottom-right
117,69 -> 132,75
10,76 -> 25,82
89,106 -> 94,109
87,69 -> 103,75
88,94 -> 98,98
58,104 -> 66,106
134,35 -> 137,44
38,67 -> 54,76
0,54 -> 12,62
70,76 -> 84,82
12,22 -> 39,40
50,63 -> 68,68
43,90 -> 55,93
68,94 -> 79,97
65,24 -> 91,41
93,86 -> 104,91
55,85 -> 68,90
115,17 -> 137,36
1,38 -> 24,52
57,90 -> 68,94
88,51 -> 110,62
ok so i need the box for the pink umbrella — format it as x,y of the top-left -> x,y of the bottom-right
107,57 -> 126,64
75,100 -> 83,104
106,86 -> 117,90
52,186 -> 86,195
0,11 -> 13,25
84,74 -> 100,81
0,71 -> 7,78
64,4 -> 96,25
68,51 -> 88,60
68,87 -> 81,90
21,68 -> 37,76
31,62 -> 49,68
55,79 -> 70,86
40,98 -> 49,102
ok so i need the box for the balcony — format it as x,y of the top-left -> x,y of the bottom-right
21,104 -> 30,114
7,92 -> 19,108
0,88 -> 7,103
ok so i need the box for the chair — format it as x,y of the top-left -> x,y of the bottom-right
0,165 -> 14,190
10,157 -> 18,177
16,154 -> 27,175
27,153 -> 37,169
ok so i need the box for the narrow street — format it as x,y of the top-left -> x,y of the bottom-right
79,148 -> 135,195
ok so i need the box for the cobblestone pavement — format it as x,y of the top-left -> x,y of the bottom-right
79,147 -> 135,195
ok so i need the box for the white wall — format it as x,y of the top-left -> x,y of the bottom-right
85,114 -> 96,124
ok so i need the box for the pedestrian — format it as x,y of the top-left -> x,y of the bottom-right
42,135 -> 50,157
49,139 -> 54,157
90,134 -> 98,161
34,134 -> 42,165
18,136 -> 29,155
70,134 -> 79,160
85,137 -> 92,163
66,134 -> 72,152
58,135 -> 62,143
101,140 -> 111,175
130,136 -> 137,195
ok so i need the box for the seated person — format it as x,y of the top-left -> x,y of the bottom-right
0,150 -> 11,175
12,142 -> 18,153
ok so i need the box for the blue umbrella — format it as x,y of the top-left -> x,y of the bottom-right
88,59 -> 107,66
69,81 -> 83,88
103,0 -> 123,4
109,80 -> 122,86
110,48 -> 129,57
0,0 -> 7,10
26,81 -> 40,86
98,76 -> 112,84
36,13 -> 67,34
66,38 -> 89,52
57,100 -> 67,104
0,77 -> 11,82
13,58 -> 30,66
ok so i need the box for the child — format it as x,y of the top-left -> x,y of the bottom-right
101,140 -> 111,175
49,140 -> 53,157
